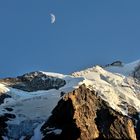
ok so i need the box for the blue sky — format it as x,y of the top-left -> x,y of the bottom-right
0,0 -> 140,77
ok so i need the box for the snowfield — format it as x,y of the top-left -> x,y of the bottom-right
105,59 -> 140,76
0,73 -> 84,139
0,60 -> 140,139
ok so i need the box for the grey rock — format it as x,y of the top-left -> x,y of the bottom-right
0,71 -> 66,92
133,64 -> 140,81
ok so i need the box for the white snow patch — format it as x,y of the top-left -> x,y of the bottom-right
53,129 -> 62,135
0,83 -> 10,93
46,128 -> 62,135
2,136 -> 8,140
40,71 -> 65,79
19,136 -> 26,140
31,122 -> 44,140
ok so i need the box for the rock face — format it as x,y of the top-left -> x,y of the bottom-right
105,60 -> 123,67
0,71 -> 66,92
0,113 -> 16,139
133,64 -> 140,81
41,85 -> 138,140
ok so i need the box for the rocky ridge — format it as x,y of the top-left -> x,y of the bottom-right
41,85 -> 139,140
0,71 -> 66,92
0,60 -> 140,139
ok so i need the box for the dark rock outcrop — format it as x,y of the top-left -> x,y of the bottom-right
105,61 -> 123,67
0,94 -> 11,105
110,61 -> 123,66
0,71 -> 66,92
0,113 -> 16,139
133,64 -> 140,81
0,115 -> 8,139
41,85 -> 138,140
0,90 -> 12,138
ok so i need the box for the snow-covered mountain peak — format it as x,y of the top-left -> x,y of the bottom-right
73,64 -> 140,116
1,60 -> 140,139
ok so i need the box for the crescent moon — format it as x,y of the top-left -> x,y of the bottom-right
50,13 -> 56,24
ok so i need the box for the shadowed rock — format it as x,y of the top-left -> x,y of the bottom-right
0,113 -> 16,139
0,71 -> 66,92
0,94 -> 11,105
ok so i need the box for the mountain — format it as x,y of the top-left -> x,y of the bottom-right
0,60 -> 140,140
105,59 -> 140,78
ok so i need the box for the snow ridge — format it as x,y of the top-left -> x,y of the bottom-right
0,60 -> 140,139
73,62 -> 140,116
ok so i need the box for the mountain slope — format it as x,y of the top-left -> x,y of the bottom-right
72,65 -> 140,116
0,60 -> 140,139
0,72 -> 84,139
41,85 -> 138,140
105,59 -> 140,77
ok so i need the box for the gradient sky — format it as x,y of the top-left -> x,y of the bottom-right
0,0 -> 140,78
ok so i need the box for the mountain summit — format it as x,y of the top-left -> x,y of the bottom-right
0,60 -> 140,140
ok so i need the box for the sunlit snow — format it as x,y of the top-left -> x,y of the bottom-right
0,60 -> 140,139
